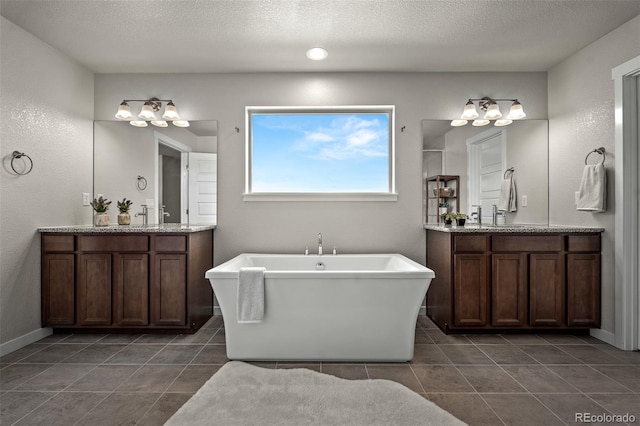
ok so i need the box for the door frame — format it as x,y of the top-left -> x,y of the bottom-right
154,131 -> 192,225
466,127 -> 507,222
612,55 -> 640,350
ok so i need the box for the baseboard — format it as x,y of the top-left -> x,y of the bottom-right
590,328 -> 616,346
0,327 -> 53,357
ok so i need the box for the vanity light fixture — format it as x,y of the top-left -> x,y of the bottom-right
451,97 -> 526,127
114,97 -> 190,128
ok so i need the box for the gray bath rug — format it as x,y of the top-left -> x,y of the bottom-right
165,361 -> 467,426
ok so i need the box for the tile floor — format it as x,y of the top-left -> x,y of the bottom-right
1,316 -> 639,426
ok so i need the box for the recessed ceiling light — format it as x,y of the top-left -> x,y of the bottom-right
306,47 -> 328,61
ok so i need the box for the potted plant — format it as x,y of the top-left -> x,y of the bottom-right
455,212 -> 468,226
441,212 -> 455,225
90,196 -> 111,226
117,198 -> 133,225
438,201 -> 448,216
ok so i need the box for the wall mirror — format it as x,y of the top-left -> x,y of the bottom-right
94,121 -> 218,225
422,119 -> 549,225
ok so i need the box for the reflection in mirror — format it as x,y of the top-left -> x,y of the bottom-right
94,121 -> 218,225
422,120 -> 548,225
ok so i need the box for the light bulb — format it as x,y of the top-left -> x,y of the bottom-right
151,120 -> 168,127
162,101 -> 180,120
483,103 -> 502,120
472,119 -> 490,126
450,119 -> 468,127
306,47 -> 328,61
507,100 -> 526,119
173,120 -> 190,127
138,102 -> 157,120
115,101 -> 133,120
495,119 -> 512,127
130,120 -> 148,127
460,100 -> 479,120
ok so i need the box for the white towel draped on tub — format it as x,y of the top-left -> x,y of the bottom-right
497,175 -> 517,212
576,163 -> 606,212
237,267 -> 266,323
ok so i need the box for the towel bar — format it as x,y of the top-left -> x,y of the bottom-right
585,147 -> 605,165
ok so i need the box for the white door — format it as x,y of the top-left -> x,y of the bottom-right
188,152 -> 217,225
467,128 -> 506,223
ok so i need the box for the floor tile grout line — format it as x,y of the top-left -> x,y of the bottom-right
534,362 -> 622,416
8,390 -> 61,425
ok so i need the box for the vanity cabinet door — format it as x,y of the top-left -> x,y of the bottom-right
77,254 -> 112,326
152,254 -> 187,326
453,254 -> 488,327
42,254 -> 75,325
492,254 -> 527,327
114,253 -> 149,326
529,254 -> 564,326
567,253 -> 600,327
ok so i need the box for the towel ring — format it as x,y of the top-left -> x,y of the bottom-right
137,175 -> 147,190
585,147 -> 605,165
11,151 -> 33,175
503,167 -> 514,179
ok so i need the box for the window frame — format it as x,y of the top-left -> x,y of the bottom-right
244,105 -> 397,202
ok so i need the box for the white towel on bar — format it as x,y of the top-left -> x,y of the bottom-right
237,267 -> 266,323
497,175 -> 517,212
576,163 -> 606,212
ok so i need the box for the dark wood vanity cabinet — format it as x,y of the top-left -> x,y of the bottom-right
426,230 -> 601,333
41,230 -> 213,333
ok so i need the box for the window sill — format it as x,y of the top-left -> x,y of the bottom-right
242,192 -> 399,202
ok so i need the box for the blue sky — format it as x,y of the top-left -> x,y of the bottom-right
251,112 -> 390,192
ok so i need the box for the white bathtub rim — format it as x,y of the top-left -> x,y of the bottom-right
206,253 -> 435,280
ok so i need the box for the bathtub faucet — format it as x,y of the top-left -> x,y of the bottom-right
318,233 -> 323,255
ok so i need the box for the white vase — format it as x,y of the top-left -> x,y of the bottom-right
117,212 -> 131,225
94,213 -> 110,226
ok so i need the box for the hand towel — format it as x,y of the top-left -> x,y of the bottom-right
497,175 -> 517,212
237,267 -> 266,323
576,163 -> 606,212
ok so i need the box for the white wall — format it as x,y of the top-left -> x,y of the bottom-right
94,72 -> 548,266
548,15 -> 640,337
0,18 -> 94,345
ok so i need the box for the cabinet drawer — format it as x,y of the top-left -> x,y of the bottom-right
42,235 -> 74,252
155,235 -> 187,252
492,235 -> 562,252
454,235 -> 487,252
567,235 -> 600,252
78,235 -> 148,252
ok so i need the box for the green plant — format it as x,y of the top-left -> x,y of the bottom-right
90,196 -> 111,213
454,212 -> 468,219
439,201 -> 448,208
117,198 -> 133,213
441,212 -> 456,222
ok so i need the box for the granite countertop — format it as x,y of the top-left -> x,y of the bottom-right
423,224 -> 605,233
38,224 -> 216,233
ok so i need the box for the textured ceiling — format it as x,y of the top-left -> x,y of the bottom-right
1,0 -> 639,73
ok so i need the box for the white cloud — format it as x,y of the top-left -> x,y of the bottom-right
294,115 -> 388,161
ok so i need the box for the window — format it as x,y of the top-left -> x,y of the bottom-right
245,106 -> 396,201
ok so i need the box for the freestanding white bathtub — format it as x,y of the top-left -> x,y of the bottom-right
205,253 -> 434,362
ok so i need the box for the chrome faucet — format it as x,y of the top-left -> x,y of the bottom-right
159,205 -> 170,225
135,204 -> 149,226
472,205 -> 482,226
492,204 -> 506,226
318,233 -> 323,255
